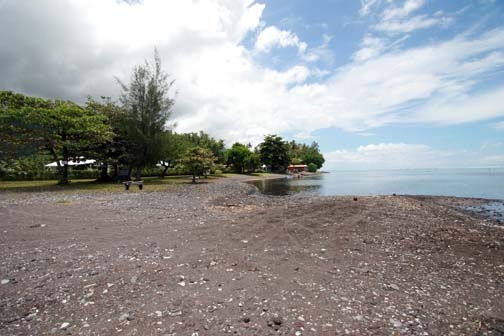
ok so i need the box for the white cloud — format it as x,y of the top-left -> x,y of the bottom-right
359,0 -> 381,17
382,0 -> 426,20
324,143 -> 504,170
375,14 -> 452,33
324,143 -> 456,170
255,26 -> 307,54
0,0 -> 504,151
371,0 -> 452,34
492,121 -> 504,130
353,35 -> 387,62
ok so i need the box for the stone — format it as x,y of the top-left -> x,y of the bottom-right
388,284 -> 400,291
1,279 -> 10,285
60,322 -> 70,330
390,318 -> 402,328
272,316 -> 283,325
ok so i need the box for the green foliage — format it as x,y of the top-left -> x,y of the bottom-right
258,135 -> 291,173
117,50 -> 175,175
307,162 -> 318,172
85,97 -> 130,181
0,91 -> 113,184
225,142 -> 260,173
179,146 -> 216,183
225,142 -> 255,173
288,140 -> 325,169
158,131 -> 192,178
180,131 -> 225,164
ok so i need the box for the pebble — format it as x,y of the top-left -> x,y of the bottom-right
1,279 -> 10,285
390,318 -> 402,328
388,284 -> 400,291
60,322 -> 70,330
272,316 -> 283,325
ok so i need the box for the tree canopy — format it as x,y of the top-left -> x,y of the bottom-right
288,140 -> 325,169
225,142 -> 259,173
117,50 -> 175,178
258,135 -> 291,173
179,146 -> 216,183
0,91 -> 113,184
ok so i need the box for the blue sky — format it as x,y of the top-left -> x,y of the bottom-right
0,0 -> 503,169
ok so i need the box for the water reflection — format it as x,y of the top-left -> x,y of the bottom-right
248,176 -> 322,196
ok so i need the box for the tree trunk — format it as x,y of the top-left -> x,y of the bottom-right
160,161 -> 170,178
57,138 -> 70,185
192,173 -> 196,183
98,163 -> 112,182
135,167 -> 142,181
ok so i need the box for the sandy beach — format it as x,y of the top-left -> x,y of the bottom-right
1,177 -> 503,335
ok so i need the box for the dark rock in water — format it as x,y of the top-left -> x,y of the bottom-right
353,197 -> 358,201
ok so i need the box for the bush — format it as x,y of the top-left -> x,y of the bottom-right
307,163 -> 317,173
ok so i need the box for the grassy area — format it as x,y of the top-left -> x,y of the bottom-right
0,175 -> 220,193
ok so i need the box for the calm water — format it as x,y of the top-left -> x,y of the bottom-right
249,168 -> 504,200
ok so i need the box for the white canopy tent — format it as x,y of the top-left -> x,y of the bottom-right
45,158 -> 96,167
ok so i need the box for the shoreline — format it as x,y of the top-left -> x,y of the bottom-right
1,178 -> 503,335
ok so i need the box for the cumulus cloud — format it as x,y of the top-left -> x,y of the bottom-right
324,142 -> 504,170
254,26 -> 307,54
323,143 -> 455,170
0,0 -> 503,149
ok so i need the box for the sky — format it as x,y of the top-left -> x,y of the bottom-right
0,0 -> 503,170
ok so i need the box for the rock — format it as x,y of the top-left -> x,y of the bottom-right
242,317 -> 250,323
388,284 -> 400,291
155,311 -> 162,318
390,318 -> 402,328
1,279 -> 10,285
60,322 -> 70,330
119,313 -> 133,322
272,316 -> 283,325
130,276 -> 137,284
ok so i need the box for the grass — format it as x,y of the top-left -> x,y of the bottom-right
0,175 -> 219,193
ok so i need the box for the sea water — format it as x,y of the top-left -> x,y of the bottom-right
249,168 -> 504,200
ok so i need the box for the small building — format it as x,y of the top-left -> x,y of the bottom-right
287,164 -> 308,173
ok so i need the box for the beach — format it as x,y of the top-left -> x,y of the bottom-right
0,177 -> 503,335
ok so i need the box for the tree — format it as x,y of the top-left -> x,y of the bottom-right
179,147 -> 216,183
158,131 -> 191,178
244,151 -> 260,173
258,135 -> 291,173
0,91 -> 113,184
301,142 -> 325,169
117,50 -> 175,179
226,142 -> 251,173
181,131 -> 225,164
307,162 -> 318,172
85,97 -> 129,182
287,140 -> 325,169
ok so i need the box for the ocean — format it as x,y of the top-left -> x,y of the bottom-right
249,168 -> 504,200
